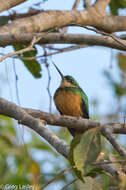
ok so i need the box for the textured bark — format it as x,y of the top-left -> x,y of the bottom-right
0,10 -> 126,35
0,33 -> 126,52
0,0 -> 26,13
0,0 -> 125,52
24,108 -> 126,135
0,98 -> 69,158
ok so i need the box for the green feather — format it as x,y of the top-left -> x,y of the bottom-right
64,75 -> 89,113
80,88 -> 89,113
65,75 -> 80,86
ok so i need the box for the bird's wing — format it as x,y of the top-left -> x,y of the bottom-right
80,89 -> 89,119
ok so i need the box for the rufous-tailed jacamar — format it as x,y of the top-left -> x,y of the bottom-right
53,64 -> 89,137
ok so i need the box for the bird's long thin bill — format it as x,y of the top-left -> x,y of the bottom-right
53,63 -> 64,79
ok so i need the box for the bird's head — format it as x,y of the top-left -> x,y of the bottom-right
53,63 -> 79,88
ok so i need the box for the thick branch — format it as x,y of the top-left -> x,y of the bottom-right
0,9 -> 126,34
0,98 -> 126,154
26,108 -> 126,157
0,33 -> 126,52
0,0 -> 26,13
0,97 -> 123,180
0,98 -> 69,158
24,108 -> 126,135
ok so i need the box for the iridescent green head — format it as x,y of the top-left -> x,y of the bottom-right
53,63 -> 80,88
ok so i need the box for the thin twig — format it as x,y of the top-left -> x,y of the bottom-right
46,64 -> 52,113
84,26 -> 126,49
83,0 -> 92,8
99,162 -> 119,181
61,178 -> 77,190
101,126 -> 126,157
43,47 -> 52,113
72,0 -> 80,9
18,45 -> 88,61
0,36 -> 41,63
12,59 -> 20,105
41,167 -> 73,189
93,160 -> 126,166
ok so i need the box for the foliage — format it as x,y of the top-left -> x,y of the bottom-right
0,116 -> 73,189
0,16 -> 9,26
110,0 -> 126,15
70,129 -> 101,181
14,45 -> 42,78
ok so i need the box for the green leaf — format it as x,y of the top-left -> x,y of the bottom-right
0,16 -> 9,26
118,53 -> 126,72
14,45 -> 42,78
22,51 -> 42,78
70,129 -> 101,181
110,0 -> 126,15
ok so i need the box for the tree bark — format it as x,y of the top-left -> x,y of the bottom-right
0,0 -> 26,13
0,10 -> 126,35
0,33 -> 126,52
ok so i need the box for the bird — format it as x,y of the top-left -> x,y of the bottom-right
53,63 -> 89,137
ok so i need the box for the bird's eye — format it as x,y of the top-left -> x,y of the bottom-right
69,79 -> 74,84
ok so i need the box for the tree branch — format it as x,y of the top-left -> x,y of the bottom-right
0,0 -> 26,13
16,45 -> 88,61
42,167 -> 73,189
94,0 -> 110,16
25,108 -> 126,157
0,36 -> 41,63
24,108 -> 126,135
0,33 -> 126,52
101,126 -> 126,157
0,9 -> 126,34
0,98 -> 69,158
1,97 -> 126,158
84,0 -> 92,8
0,97 -> 123,180
61,178 -> 77,190
99,161 -> 119,181
72,0 -> 80,10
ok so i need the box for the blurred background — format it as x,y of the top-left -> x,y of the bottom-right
0,0 -> 126,189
